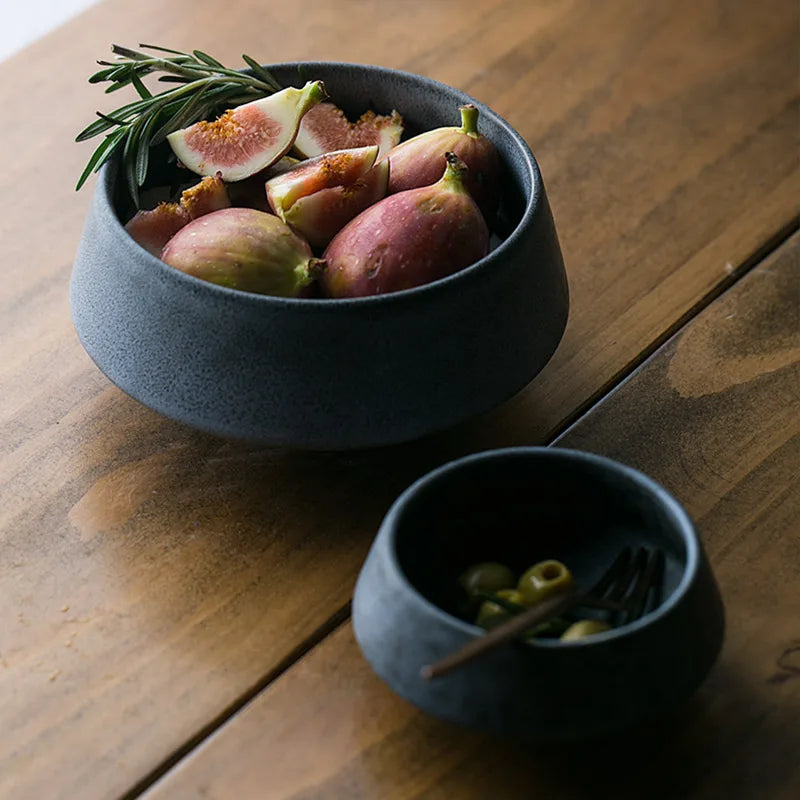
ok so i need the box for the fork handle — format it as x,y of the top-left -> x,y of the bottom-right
420,586 -> 578,680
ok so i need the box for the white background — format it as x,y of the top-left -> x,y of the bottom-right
1,0 -> 103,62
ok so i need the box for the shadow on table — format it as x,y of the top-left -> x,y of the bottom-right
65,380 -> 550,670
340,659 -> 794,800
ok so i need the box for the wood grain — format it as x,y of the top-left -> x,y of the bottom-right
0,0 -> 798,797
142,236 -> 800,800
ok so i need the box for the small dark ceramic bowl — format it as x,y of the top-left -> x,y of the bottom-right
352,447 -> 725,741
70,62 -> 568,449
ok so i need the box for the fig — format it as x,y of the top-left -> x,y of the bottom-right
167,81 -> 327,182
125,202 -> 190,257
161,208 -> 325,297
178,173 -> 232,218
293,103 -> 403,160
321,153 -> 489,298
265,145 -> 389,249
384,104 -> 500,220
124,173 -> 231,256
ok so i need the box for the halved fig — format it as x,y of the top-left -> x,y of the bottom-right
167,81 -> 327,181
179,173 -> 232,218
125,174 -> 231,256
265,145 -> 389,248
293,103 -> 403,160
125,203 -> 190,257
226,157 -> 300,212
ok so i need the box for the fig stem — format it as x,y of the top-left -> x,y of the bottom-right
441,152 -> 469,190
459,104 -> 480,137
304,80 -> 328,105
306,258 -> 327,280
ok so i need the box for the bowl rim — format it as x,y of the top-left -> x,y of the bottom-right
377,446 -> 700,648
98,60 -> 543,309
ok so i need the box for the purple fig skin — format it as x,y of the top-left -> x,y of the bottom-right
384,104 -> 500,221
161,208 -> 325,298
321,153 -> 489,298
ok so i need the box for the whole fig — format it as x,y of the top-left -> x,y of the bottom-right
321,153 -> 489,298
161,208 -> 325,297
384,104 -> 500,220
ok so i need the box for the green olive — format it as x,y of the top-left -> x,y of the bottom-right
560,619 -> 612,641
459,562 -> 515,596
475,589 -> 526,629
523,616 -> 572,640
517,559 -> 574,605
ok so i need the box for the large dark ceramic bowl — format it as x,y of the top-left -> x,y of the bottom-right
352,447 -> 725,740
70,63 -> 568,449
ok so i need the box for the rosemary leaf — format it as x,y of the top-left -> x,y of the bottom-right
149,83 -> 210,145
193,49 -> 225,68
123,118 -> 144,206
130,69 -> 153,99
75,127 -> 127,190
104,80 -> 134,94
135,111 -> 163,186
97,111 -> 128,125
76,117 -> 115,142
78,43 -> 285,204
76,111 -> 128,141
89,66 -> 120,83
138,43 -> 189,55
111,44 -> 151,61
241,55 -> 282,91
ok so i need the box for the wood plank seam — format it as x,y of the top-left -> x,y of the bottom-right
118,603 -> 351,800
137,234 -> 800,800
124,218 -> 798,799
547,214 -> 799,443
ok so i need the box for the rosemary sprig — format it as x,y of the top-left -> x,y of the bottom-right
76,44 -> 283,205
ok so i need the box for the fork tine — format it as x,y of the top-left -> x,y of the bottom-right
578,546 -> 632,612
607,547 -> 647,602
622,548 -> 665,624
590,546 -> 632,598
651,549 -> 665,613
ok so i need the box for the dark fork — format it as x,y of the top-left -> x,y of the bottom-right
420,546 -> 665,680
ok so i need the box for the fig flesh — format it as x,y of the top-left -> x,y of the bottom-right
384,104 -> 500,220
124,173 -> 231,256
178,173 -> 232,218
167,81 -> 327,182
125,203 -> 190,257
161,208 -> 325,297
293,103 -> 403,160
321,153 -> 489,297
265,145 -> 389,249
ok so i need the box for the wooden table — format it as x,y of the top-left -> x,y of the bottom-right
1,1 -> 798,798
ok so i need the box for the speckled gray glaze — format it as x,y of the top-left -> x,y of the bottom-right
352,448 -> 725,740
71,63 -> 568,449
